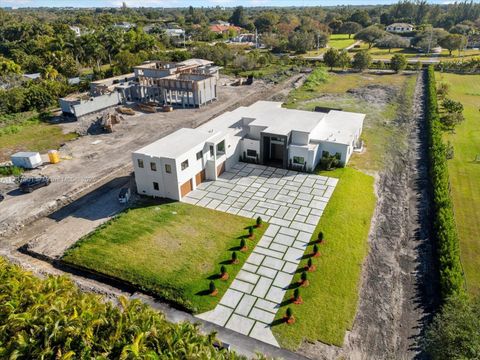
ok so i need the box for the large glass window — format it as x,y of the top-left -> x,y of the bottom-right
247,149 -> 257,157
181,160 -> 189,170
293,156 -> 305,165
196,150 -> 203,160
165,164 -> 172,173
137,159 -> 144,168
216,140 -> 225,155
150,162 -> 157,171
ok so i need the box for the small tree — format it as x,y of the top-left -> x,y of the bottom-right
390,54 -> 407,73
323,48 -> 339,70
307,257 -> 316,272
231,251 -> 238,264
439,34 -> 467,56
300,271 -> 309,287
443,98 -> 464,114
317,231 -> 324,243
354,26 -> 387,49
293,288 -> 303,304
248,226 -> 254,238
352,50 -> 371,71
339,21 -> 362,38
220,265 -> 228,280
313,244 -> 320,257
437,82 -> 450,100
209,281 -> 217,296
256,216 -> 263,228
285,307 -> 294,323
337,50 -> 351,70
240,238 -> 247,252
441,112 -> 465,129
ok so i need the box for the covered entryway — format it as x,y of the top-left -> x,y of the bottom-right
195,170 -> 206,186
180,179 -> 193,197
261,134 -> 288,168
217,161 -> 225,176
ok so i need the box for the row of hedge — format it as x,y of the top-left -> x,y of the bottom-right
425,66 -> 465,300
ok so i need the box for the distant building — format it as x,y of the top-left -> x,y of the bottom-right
210,20 -> 231,26
231,33 -> 256,44
114,22 -> 135,30
386,23 -> 414,33
165,28 -> 185,38
132,101 -> 365,200
69,26 -> 82,37
209,24 -> 242,35
59,59 -> 220,119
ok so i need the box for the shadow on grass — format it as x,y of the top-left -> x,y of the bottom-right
279,298 -> 294,307
301,253 -> 314,260
285,282 -> 301,290
207,273 -> 222,280
228,246 -> 242,251
270,318 -> 287,327
195,289 -> 212,296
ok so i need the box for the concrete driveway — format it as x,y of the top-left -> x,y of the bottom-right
182,162 -> 337,346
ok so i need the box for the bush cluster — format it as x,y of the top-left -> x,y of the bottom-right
425,66 -> 464,300
0,257 -> 245,359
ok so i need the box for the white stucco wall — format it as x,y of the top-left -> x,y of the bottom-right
290,131 -> 310,145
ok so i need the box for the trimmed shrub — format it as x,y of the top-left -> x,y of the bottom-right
425,66 -> 464,300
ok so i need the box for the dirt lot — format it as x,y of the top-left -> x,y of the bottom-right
0,76 -> 305,241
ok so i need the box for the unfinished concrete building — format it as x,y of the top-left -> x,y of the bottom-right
59,59 -> 220,119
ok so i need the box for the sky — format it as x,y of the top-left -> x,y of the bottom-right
1,0 -> 465,8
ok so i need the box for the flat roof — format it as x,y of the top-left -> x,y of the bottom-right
133,128 -> 215,159
310,110 -> 365,145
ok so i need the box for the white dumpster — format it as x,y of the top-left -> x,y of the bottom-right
11,152 -> 42,169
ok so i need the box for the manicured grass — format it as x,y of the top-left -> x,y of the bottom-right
271,167 -> 376,348
0,117 -> 78,161
435,72 -> 480,296
62,201 -> 267,313
304,34 -> 357,57
349,44 -> 421,60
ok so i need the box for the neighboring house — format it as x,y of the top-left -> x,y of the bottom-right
165,28 -> 186,38
132,101 -> 364,200
386,23 -> 414,33
231,33 -> 256,44
69,26 -> 81,37
59,59 -> 220,118
114,22 -> 135,30
211,20 -> 231,26
209,24 -> 243,35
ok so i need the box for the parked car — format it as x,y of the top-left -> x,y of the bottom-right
19,177 -> 51,193
118,187 -> 131,203
0,193 -> 4,202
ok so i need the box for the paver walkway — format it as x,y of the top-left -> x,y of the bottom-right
182,163 -> 337,347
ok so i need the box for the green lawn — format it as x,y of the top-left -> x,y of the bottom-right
435,72 -> 480,296
0,117 -> 78,162
304,34 -> 357,57
272,167 -> 376,348
62,201 -> 267,313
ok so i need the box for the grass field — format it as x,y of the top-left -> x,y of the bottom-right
0,116 -> 78,162
435,72 -> 480,296
272,167 -> 376,348
304,34 -> 357,57
62,201 -> 267,313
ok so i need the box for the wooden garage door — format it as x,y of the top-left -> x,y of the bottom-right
180,179 -> 193,197
195,170 -> 206,186
217,161 -> 225,176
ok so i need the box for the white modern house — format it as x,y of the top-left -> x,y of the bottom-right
386,23 -> 414,33
133,101 -> 364,200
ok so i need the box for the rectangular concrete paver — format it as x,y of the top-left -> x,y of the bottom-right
189,163 -> 337,347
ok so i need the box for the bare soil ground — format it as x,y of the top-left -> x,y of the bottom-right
0,75 -> 305,241
343,71 -> 438,359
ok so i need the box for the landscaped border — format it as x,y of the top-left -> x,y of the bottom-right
425,66 -> 465,299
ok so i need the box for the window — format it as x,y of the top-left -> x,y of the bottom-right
196,150 -> 203,160
209,145 -> 214,156
334,152 -> 341,160
293,156 -> 305,165
137,159 -> 144,168
165,164 -> 172,173
216,140 -> 225,154
150,162 -> 157,171
153,182 -> 159,191
181,160 -> 189,170
246,149 -> 257,157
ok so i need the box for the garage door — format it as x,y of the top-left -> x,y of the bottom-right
195,170 -> 206,186
217,161 -> 225,176
180,179 -> 193,197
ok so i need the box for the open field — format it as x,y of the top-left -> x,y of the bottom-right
272,167 -> 376,348
62,201 -> 267,313
304,34 -> 357,57
0,116 -> 78,162
436,72 -> 480,296
350,43 -> 480,61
